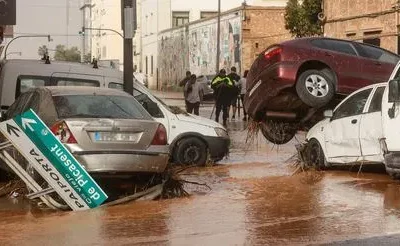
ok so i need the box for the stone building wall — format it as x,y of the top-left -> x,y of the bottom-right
323,0 -> 399,53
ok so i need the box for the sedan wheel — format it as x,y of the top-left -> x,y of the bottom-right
174,137 -> 207,166
306,139 -> 327,169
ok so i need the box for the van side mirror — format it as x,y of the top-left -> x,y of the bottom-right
324,110 -> 333,119
388,79 -> 400,103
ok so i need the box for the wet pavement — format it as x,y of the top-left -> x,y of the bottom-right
1,100 -> 400,245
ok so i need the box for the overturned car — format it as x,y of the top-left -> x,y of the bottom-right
244,37 -> 399,144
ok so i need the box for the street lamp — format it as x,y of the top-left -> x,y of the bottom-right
216,0 -> 221,73
3,35 -> 52,60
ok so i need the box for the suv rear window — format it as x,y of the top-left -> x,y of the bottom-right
53,95 -> 150,120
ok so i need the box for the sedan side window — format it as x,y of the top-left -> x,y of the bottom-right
368,86 -> 385,113
332,88 -> 373,120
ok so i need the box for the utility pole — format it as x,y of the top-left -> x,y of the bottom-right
122,0 -> 136,95
80,1 -> 94,63
216,0 -> 221,74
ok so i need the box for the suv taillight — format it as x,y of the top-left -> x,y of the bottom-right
264,46 -> 282,60
151,124 -> 167,145
51,121 -> 77,144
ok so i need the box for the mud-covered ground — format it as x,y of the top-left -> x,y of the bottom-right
1,99 -> 400,245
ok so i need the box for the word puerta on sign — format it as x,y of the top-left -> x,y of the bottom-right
0,109 -> 107,211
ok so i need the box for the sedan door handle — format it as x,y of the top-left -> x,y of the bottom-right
375,62 -> 382,66
351,119 -> 358,124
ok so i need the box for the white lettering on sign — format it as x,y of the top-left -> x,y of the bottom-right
0,120 -> 89,211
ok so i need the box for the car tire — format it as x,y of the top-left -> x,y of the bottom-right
260,121 -> 296,145
174,137 -> 208,166
306,138 -> 327,169
387,170 -> 400,180
296,69 -> 335,108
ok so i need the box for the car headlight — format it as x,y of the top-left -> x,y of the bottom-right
214,128 -> 229,138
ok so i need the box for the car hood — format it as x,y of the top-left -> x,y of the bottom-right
176,114 -> 225,129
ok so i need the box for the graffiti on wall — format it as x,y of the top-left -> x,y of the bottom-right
158,12 -> 241,87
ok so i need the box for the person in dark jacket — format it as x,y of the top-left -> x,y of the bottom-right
179,71 -> 191,111
227,66 -> 241,120
211,69 -> 234,127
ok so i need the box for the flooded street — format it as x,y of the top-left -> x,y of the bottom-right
1,102 -> 400,245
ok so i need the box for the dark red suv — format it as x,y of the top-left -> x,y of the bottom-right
244,37 -> 400,144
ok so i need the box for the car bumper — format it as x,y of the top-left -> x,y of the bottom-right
245,61 -> 299,120
204,136 -> 230,161
70,146 -> 169,174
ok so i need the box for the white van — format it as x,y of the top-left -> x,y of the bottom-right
0,59 -> 230,165
305,61 -> 400,178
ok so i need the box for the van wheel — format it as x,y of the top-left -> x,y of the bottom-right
296,69 -> 335,108
260,121 -> 296,145
306,139 -> 327,169
174,137 -> 208,166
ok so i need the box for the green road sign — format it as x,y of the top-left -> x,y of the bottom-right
14,109 -> 108,208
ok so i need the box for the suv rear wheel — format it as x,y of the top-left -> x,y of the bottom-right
260,120 -> 297,145
296,69 -> 335,108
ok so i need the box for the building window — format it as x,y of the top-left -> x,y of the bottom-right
363,31 -> 381,47
151,55 -> 153,75
145,56 -> 148,75
172,11 -> 189,27
201,11 -> 218,19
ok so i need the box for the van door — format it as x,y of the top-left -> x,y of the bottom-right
382,86 -> 400,152
359,86 -> 385,160
132,88 -> 171,140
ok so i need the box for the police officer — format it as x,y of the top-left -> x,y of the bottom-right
211,69 -> 234,127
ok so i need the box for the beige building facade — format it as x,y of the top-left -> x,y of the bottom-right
323,0 -> 400,54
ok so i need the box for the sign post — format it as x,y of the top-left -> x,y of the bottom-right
0,109 -> 108,210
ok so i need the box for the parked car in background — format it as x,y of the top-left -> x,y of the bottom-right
2,86 -> 169,176
197,75 -> 215,99
245,37 -> 400,144
306,61 -> 400,179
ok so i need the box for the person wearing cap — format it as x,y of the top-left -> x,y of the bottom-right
211,69 -> 234,127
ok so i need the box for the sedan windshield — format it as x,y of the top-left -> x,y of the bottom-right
53,95 -> 150,120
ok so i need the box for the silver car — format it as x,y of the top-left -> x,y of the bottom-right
197,75 -> 215,98
4,86 -> 169,175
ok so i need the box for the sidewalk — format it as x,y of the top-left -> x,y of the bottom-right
150,90 -> 184,100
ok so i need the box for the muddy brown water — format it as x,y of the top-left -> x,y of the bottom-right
1,121 -> 400,245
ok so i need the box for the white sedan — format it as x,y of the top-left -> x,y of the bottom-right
305,82 -> 391,173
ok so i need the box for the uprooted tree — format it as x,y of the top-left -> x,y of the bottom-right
53,45 -> 81,62
284,0 -> 323,38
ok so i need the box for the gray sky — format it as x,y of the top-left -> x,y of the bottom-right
5,0 -> 83,59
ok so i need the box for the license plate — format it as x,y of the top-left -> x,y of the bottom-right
93,132 -> 141,143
